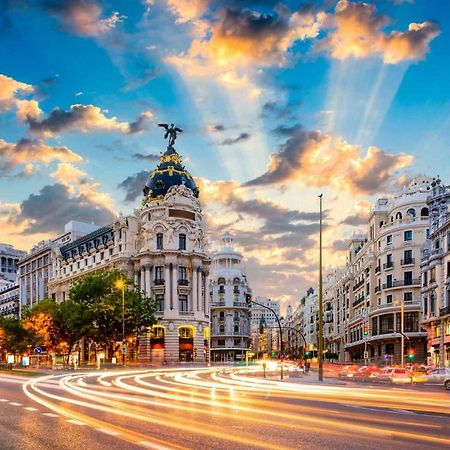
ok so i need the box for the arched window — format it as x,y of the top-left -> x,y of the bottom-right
395,212 -> 402,220
234,325 -> 239,333
179,326 -> 194,338
421,207 -> 429,217
233,277 -> 240,285
390,216 -> 393,222
406,208 -> 416,218
218,277 -> 225,284
379,221 -> 384,228
219,324 -> 225,333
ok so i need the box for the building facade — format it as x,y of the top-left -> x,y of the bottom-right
325,178 -> 431,364
420,177 -> 450,367
209,233 -> 251,362
0,283 -> 19,318
0,243 -> 26,283
18,221 -> 99,314
250,297 -> 281,356
49,141 -> 211,363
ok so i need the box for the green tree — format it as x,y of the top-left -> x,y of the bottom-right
0,317 -> 37,359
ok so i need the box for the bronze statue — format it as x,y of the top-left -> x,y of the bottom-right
158,123 -> 183,147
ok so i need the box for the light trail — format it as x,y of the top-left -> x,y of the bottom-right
21,366 -> 450,449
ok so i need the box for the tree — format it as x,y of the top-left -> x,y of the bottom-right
69,269 -> 157,359
0,317 -> 37,359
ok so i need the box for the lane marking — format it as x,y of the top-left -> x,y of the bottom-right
66,419 -> 86,425
137,440 -> 169,449
96,428 -> 120,436
391,409 -> 416,415
24,407 -> 39,411
43,413 -> 59,417
9,402 -> 22,406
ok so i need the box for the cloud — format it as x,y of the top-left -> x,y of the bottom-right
0,138 -> 82,175
14,183 -> 116,234
318,0 -> 440,64
43,0 -> 126,37
132,153 -> 160,162
27,104 -> 152,136
0,73 -> 42,120
244,126 -> 414,194
331,239 -> 349,252
117,170 -> 149,203
219,132 -> 250,146
164,0 -> 210,24
207,123 -> 225,132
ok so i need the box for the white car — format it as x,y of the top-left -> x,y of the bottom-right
426,368 -> 450,385
389,368 -> 412,384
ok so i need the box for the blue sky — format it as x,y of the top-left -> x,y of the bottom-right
0,0 -> 449,307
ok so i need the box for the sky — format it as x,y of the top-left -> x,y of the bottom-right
0,0 -> 449,313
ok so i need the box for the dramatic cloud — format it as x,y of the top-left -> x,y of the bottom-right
244,126 -> 414,194
27,104 -> 152,136
164,0 -> 210,24
219,132 -> 250,146
15,183 -> 116,234
207,123 -> 225,132
0,138 -> 82,175
318,0 -> 440,63
0,73 -> 42,120
43,0 -> 126,36
118,170 -> 149,203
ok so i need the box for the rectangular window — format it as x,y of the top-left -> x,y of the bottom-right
404,230 -> 413,241
387,294 -> 393,304
155,266 -> 164,281
386,274 -> 393,288
179,294 -> 188,312
155,294 -> 164,312
403,249 -> 412,264
179,234 -> 186,250
178,266 -> 187,282
156,233 -> 163,250
387,235 -> 393,245
447,261 -> 450,277
404,292 -> 413,302
404,271 -> 413,285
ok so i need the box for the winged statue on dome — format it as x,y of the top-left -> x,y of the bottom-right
158,123 -> 183,148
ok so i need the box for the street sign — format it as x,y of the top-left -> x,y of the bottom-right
34,347 -> 42,355
122,344 -> 127,353
279,352 -> 285,359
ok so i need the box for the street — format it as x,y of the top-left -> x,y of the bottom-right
0,366 -> 449,449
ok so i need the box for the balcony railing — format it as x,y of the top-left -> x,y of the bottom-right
401,258 -> 415,266
383,262 -> 394,270
154,279 -> 165,285
375,266 -> 381,274
440,305 -> 450,316
178,279 -> 189,286
374,285 -> 381,293
382,278 -> 420,289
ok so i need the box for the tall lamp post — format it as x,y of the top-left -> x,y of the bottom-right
115,279 -> 126,366
318,194 -> 324,382
395,299 -> 405,367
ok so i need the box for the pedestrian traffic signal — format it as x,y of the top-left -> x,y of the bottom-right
363,325 -> 369,336
245,293 -> 252,306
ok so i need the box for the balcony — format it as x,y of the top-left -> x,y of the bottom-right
440,305 -> 450,317
233,302 -> 247,307
178,279 -> 189,286
352,280 -> 364,291
401,258 -> 415,266
382,278 -> 420,289
154,279 -> 165,285
374,286 -> 381,293
383,262 -> 394,270
375,266 -> 381,274
211,301 -> 225,307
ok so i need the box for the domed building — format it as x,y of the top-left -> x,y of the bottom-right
209,233 -> 251,362
49,130 -> 211,364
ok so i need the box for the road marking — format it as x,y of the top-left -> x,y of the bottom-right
43,413 -> 59,417
137,441 -> 169,449
66,419 -> 86,425
0,399 -> 8,402
9,402 -> 22,406
96,428 -> 120,436
24,407 -> 39,411
391,409 -> 416,415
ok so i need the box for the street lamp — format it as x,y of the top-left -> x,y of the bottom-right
394,299 -> 405,368
318,194 -> 324,382
115,278 -> 126,366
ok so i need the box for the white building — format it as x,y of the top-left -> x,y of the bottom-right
0,282 -> 19,318
18,221 -> 99,313
250,297 -> 281,356
209,233 -> 251,362
49,138 -> 211,364
0,243 -> 26,283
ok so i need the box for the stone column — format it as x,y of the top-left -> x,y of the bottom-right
192,267 -> 198,312
172,264 -> 178,312
140,267 -> 145,293
134,271 -> 139,289
165,264 -> 171,310
145,266 -> 152,298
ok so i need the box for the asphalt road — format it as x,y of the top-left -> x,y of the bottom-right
1,365 -> 449,450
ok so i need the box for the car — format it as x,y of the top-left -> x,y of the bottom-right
426,368 -> 450,384
376,367 -> 394,381
444,374 -> 450,390
353,366 -> 379,380
409,366 -> 429,384
338,365 -> 360,379
389,368 -> 412,384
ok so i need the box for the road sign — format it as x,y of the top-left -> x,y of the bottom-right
363,351 -> 369,359
34,347 -> 42,355
122,343 -> 127,353
279,352 -> 285,359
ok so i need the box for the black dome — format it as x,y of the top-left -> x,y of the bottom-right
143,146 -> 199,201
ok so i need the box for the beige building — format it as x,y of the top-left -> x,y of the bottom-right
420,177 -> 450,367
49,143 -> 211,364
325,178 -> 431,364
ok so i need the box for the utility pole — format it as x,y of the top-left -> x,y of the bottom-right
401,300 -> 404,368
318,194 -> 324,382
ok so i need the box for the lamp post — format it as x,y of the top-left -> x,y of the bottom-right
318,194 -> 324,382
115,279 -> 126,366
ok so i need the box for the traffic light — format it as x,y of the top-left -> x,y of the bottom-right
270,351 -> 277,357
363,325 -> 369,336
407,350 -> 415,361
304,351 -> 311,358
245,293 -> 252,306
